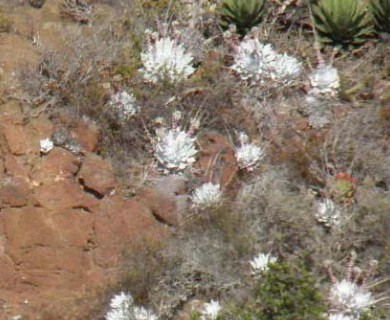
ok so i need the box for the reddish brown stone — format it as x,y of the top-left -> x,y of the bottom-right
0,176 -> 30,207
139,187 -> 178,226
30,115 -> 55,139
33,180 -> 99,212
93,196 -> 168,268
2,123 -> 39,156
71,120 -> 100,152
30,148 -> 80,184
78,153 -> 116,196
196,133 -> 238,189
4,154 -> 30,180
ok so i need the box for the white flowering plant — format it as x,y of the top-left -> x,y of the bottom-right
199,300 -> 222,320
234,132 -> 266,171
191,182 -> 222,210
325,252 -> 381,320
227,29 -> 302,85
154,111 -> 200,173
308,63 -> 340,98
40,138 -> 54,154
249,252 -> 277,276
315,198 -> 341,228
108,90 -> 138,120
140,29 -> 195,84
105,292 -> 158,320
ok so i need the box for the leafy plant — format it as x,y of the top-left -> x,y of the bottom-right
0,6 -> 11,33
238,262 -> 326,320
29,0 -> 46,9
312,0 -> 374,48
370,0 -> 390,33
220,0 -> 266,36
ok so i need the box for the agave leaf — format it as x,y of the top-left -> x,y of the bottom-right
220,0 -> 265,36
313,0 -> 374,48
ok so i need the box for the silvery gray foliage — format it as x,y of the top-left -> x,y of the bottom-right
154,112 -> 199,173
234,132 -> 266,171
191,182 -> 222,209
314,198 -> 341,227
109,90 -> 138,120
140,29 -> 195,84
229,29 -> 302,85
308,63 -> 340,98
105,292 -> 158,320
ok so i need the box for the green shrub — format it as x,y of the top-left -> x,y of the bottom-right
220,0 -> 266,36
0,6 -> 11,33
237,262 -> 326,320
370,0 -> 390,33
312,0 -> 374,48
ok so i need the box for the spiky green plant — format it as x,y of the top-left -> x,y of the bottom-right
312,0 -> 374,48
220,0 -> 266,36
370,0 -> 390,33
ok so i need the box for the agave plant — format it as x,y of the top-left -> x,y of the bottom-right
312,0 -> 374,48
370,0 -> 390,33
220,0 -> 266,36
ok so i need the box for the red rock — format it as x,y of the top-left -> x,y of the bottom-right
0,176 -> 30,207
30,115 -> 54,139
30,148 -> 80,184
93,196 -> 168,268
2,123 -> 40,156
4,154 -> 30,180
78,153 -> 116,196
33,180 -> 99,212
196,133 -> 238,189
139,187 -> 178,226
71,120 -> 100,152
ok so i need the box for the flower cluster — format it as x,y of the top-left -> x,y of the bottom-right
230,35 -> 302,84
329,280 -> 373,318
154,112 -> 199,173
105,292 -> 158,320
315,198 -> 341,228
308,63 -> 340,97
192,182 -> 222,210
234,132 -> 266,171
249,253 -> 277,276
140,30 -> 195,84
40,138 -> 54,154
108,90 -> 138,120
326,252 -> 378,320
200,300 -> 222,320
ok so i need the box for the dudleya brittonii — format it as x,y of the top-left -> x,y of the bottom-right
154,111 -> 199,173
234,132 -> 266,171
140,29 -> 195,84
230,29 -> 302,85
308,63 -> 340,97
192,182 -> 222,209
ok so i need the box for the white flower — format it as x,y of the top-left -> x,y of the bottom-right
155,127 -> 198,172
249,253 -> 277,275
140,35 -> 195,83
235,133 -> 266,171
133,306 -> 159,320
309,64 -> 340,97
105,292 -> 158,320
109,91 -> 138,119
192,182 -> 222,209
231,38 -> 301,84
328,313 -> 354,320
315,198 -> 341,227
105,292 -> 133,320
200,300 -> 221,320
329,280 -> 373,316
40,138 -> 54,154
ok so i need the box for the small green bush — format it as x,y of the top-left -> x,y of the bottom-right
0,6 -> 12,33
220,0 -> 266,36
312,0 -> 374,48
237,262 -> 326,320
370,0 -> 390,34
